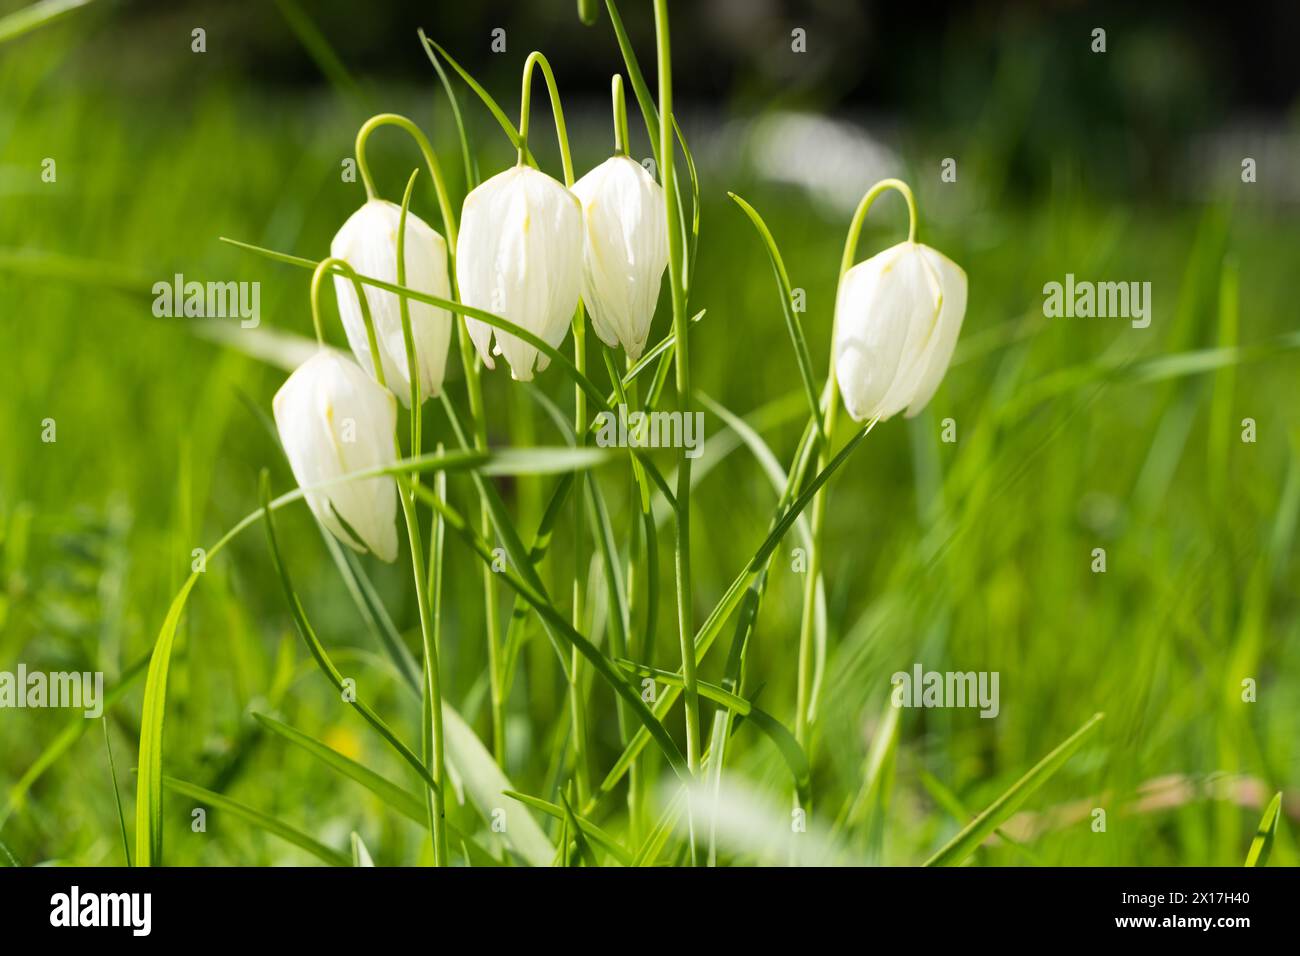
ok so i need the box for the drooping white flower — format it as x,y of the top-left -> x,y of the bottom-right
456,165 -> 583,381
273,349 -> 399,563
833,241 -> 967,422
331,200 -> 453,406
571,155 -> 668,361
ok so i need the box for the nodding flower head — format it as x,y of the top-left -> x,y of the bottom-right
834,240 -> 966,422
571,154 -> 668,362
330,199 -> 453,407
456,165 -> 583,381
273,349 -> 399,563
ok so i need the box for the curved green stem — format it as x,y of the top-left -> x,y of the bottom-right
354,113 -> 459,250
516,51 -> 574,183
792,179 -> 917,819
309,257 -> 384,390
839,177 -> 917,276
611,74 -> 630,155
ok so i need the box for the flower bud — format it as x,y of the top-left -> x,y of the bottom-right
833,241 -> 967,422
571,155 -> 668,361
273,350 -> 399,562
456,165 -> 583,381
331,200 -> 453,407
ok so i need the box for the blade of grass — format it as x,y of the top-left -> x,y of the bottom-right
102,718 -> 131,867
925,713 -> 1105,866
417,29 -> 479,189
0,0 -> 92,44
271,0 -> 366,106
618,658 -> 810,801
162,775 -> 350,867
503,790 -> 633,865
351,832 -> 375,867
726,193 -> 823,440
253,712 -> 506,866
254,713 -> 427,823
1244,791 -> 1282,867
420,37 -> 535,164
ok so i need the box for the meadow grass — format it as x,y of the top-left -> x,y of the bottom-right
0,5 -> 1297,867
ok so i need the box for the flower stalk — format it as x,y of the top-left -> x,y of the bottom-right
794,180 -> 921,805
652,0 -> 701,864
515,50 -> 592,801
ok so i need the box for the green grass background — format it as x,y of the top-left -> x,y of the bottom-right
1,2 -> 1297,866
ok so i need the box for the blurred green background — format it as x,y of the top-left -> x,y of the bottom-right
1,0 -> 1297,866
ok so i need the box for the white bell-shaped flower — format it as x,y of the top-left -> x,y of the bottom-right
273,349 -> 399,563
833,241 -> 967,422
456,165 -> 583,381
331,200 -> 453,406
571,155 -> 668,361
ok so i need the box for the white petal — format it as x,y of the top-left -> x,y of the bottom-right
456,166 -> 583,380
331,200 -> 453,407
572,155 -> 668,361
833,240 -> 967,422
903,245 -> 967,417
871,244 -> 947,419
273,350 -> 399,562
833,243 -> 917,421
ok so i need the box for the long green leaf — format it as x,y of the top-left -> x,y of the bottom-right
617,659 -> 810,800
254,713 -> 427,824
727,192 -> 822,436
0,0 -> 92,44
102,718 -> 131,867
162,775 -> 350,866
1244,791 -> 1282,867
253,712 -> 506,867
420,37 -> 535,164
418,29 -> 479,189
925,713 -> 1105,866
135,574 -> 199,866
503,790 -> 633,866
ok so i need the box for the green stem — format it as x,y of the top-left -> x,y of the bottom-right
611,74 -> 630,155
515,51 -> 574,181
840,178 -> 918,276
354,113 -> 458,250
516,48 -> 589,799
794,178 -> 917,810
653,0 -> 700,864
